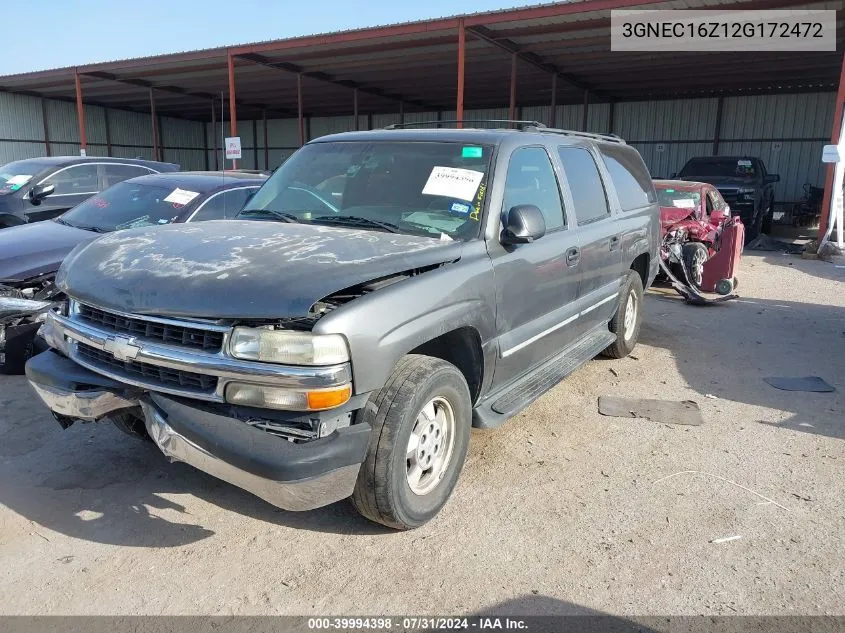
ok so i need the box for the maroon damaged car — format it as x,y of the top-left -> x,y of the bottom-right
654,179 -> 734,288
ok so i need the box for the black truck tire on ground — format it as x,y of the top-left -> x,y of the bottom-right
761,202 -> 773,234
602,270 -> 644,359
351,354 -> 472,530
746,206 -> 764,242
681,241 -> 709,289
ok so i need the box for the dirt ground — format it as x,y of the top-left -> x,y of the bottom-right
0,251 -> 843,616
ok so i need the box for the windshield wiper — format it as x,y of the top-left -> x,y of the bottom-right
311,215 -> 400,233
240,209 -> 299,223
73,224 -> 108,233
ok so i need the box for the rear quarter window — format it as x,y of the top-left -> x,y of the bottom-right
598,145 -> 656,212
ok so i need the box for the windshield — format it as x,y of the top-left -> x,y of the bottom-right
240,141 -> 493,240
679,158 -> 756,179
60,181 -> 197,232
0,160 -> 52,195
656,187 -> 701,209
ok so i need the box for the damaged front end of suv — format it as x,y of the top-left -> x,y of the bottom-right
0,276 -> 62,374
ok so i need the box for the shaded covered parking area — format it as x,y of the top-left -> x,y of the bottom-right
1,0 -> 843,239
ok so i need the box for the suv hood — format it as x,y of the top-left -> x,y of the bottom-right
57,220 -> 464,319
0,220 -> 95,283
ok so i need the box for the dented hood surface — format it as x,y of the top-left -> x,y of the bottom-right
0,220 -> 96,282
57,220 -> 464,319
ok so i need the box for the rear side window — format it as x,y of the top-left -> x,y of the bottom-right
103,164 -> 154,188
598,145 -> 656,211
557,147 -> 609,225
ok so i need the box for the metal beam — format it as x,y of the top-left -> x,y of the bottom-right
211,101 -> 218,170
74,70 -> 87,155
582,89 -> 589,131
263,109 -> 269,170
104,108 -> 112,156
228,52 -> 238,169
149,88 -> 160,161
234,52 -> 439,111
713,96 -> 724,155
41,97 -> 51,156
297,73 -> 305,146
818,52 -> 845,243
549,74 -> 557,127
353,87 -> 359,131
508,53 -> 517,125
465,24 -> 613,100
456,19 -> 466,128
82,70 -> 296,119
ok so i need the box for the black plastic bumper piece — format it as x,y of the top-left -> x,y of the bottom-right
148,393 -> 372,483
25,349 -> 129,391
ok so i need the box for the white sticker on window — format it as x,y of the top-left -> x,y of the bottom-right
422,166 -> 484,202
737,160 -> 752,167
163,188 -> 201,205
673,199 -> 697,208
5,174 -> 32,185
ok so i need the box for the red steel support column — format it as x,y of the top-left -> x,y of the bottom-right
581,89 -> 589,131
456,18 -> 465,128
818,53 -> 845,242
211,101 -> 219,171
549,74 -> 557,127
508,53 -> 517,126
227,52 -> 238,169
149,88 -> 160,162
297,73 -> 305,146
74,70 -> 87,155
353,88 -> 359,131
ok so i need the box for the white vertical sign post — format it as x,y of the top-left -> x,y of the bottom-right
225,136 -> 242,169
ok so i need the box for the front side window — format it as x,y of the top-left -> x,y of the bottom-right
502,147 -> 565,231
192,188 -> 257,221
558,147 -> 610,225
60,181 -> 194,232
241,141 -> 493,240
44,164 -> 100,195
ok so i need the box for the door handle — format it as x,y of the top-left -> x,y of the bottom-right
609,235 -> 620,251
565,247 -> 581,265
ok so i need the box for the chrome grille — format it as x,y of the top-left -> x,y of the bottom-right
76,342 -> 217,392
77,303 -> 224,352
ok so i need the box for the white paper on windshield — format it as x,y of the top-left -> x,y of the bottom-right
673,199 -> 697,208
422,166 -> 484,201
163,188 -> 200,205
5,175 -> 31,185
737,160 -> 752,167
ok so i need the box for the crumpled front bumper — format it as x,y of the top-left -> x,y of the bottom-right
25,350 -> 372,511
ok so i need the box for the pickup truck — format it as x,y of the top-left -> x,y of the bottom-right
676,156 -> 779,240
27,124 -> 660,529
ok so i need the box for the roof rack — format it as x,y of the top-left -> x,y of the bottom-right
525,126 -> 626,144
382,119 -> 625,144
383,119 -> 544,130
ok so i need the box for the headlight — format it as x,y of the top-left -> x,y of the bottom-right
224,382 -> 351,411
229,327 -> 349,365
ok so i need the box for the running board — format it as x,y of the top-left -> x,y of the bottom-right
473,325 -> 616,428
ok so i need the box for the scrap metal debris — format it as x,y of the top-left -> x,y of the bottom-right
763,376 -> 835,392
598,396 -> 704,426
658,257 -> 737,306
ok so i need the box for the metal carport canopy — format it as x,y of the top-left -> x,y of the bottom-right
0,0 -> 841,122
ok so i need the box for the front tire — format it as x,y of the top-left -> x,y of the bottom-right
681,242 -> 709,289
351,354 -> 471,530
761,202 -> 773,234
602,270 -> 644,359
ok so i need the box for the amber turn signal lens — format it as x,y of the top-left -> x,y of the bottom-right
306,385 -> 352,411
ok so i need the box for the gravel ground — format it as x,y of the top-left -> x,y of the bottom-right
0,252 -> 843,616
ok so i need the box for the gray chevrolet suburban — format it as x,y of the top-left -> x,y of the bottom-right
26,123 -> 660,529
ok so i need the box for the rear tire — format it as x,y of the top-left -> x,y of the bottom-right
602,270 -> 644,359
746,207 -> 764,242
351,354 -> 471,530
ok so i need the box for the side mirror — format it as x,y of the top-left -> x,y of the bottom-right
501,204 -> 546,245
766,174 -> 780,184
29,183 -> 55,205
670,172 -> 678,178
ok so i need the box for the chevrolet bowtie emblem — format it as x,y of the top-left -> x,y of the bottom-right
103,335 -> 141,361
